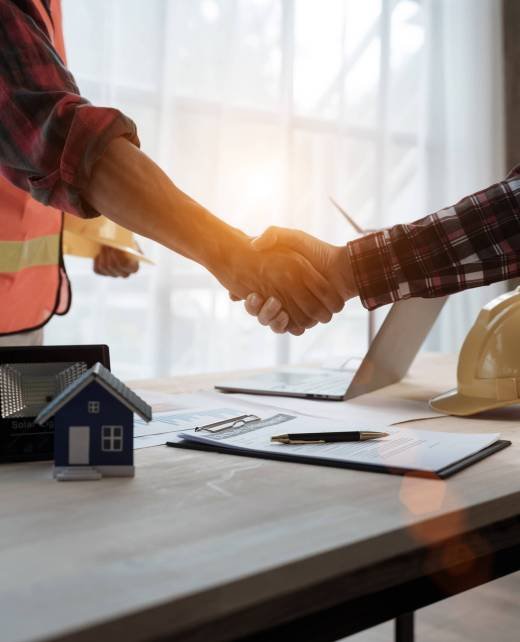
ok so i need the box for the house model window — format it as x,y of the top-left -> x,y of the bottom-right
88,400 -> 100,414
102,425 -> 123,452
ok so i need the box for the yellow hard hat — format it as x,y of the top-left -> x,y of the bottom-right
430,287 -> 520,416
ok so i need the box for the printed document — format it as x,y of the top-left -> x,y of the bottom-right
134,393 -> 272,449
176,411 -> 501,475
232,392 -> 442,424
132,390 -> 437,450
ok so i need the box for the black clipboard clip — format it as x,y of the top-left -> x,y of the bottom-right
194,414 -> 260,433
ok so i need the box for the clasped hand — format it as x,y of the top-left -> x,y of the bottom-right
227,227 -> 357,335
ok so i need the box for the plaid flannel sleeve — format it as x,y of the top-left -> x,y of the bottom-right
0,0 -> 139,218
347,166 -> 520,310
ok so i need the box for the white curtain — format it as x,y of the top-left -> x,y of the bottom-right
422,0 -> 506,352
47,0 -> 505,378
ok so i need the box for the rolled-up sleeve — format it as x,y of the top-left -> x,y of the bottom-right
0,0 -> 139,218
347,166 -> 520,310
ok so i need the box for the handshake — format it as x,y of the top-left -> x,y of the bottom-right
213,226 -> 359,336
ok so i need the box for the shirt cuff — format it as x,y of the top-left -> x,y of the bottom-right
28,104 -> 140,218
347,230 -> 409,310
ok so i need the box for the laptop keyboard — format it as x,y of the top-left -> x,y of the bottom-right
267,372 -> 354,395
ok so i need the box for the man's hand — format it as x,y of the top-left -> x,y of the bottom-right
216,235 -> 345,335
93,246 -> 139,278
83,138 -> 337,333
243,227 -> 358,333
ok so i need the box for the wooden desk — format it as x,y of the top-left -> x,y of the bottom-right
1,354 -> 519,642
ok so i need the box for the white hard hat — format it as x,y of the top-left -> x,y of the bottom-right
430,287 -> 520,416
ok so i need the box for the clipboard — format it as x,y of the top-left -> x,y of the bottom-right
63,214 -> 154,264
166,438 -> 511,480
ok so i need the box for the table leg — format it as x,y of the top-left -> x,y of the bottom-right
395,612 -> 414,642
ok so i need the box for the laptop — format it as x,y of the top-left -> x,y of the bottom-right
215,296 -> 447,401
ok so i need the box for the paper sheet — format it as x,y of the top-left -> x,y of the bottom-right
178,411 -> 500,474
133,390 -> 444,450
132,389 -> 201,413
231,392 -> 443,425
133,393 -> 274,449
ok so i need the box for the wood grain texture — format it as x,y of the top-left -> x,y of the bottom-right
1,354 -> 519,642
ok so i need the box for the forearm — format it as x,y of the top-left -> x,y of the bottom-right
347,167 -> 520,310
84,137 -> 245,274
84,137 -> 346,330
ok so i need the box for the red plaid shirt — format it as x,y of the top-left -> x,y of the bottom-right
348,166 -> 520,309
0,0 -> 139,218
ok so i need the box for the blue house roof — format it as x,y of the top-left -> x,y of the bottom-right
35,363 -> 152,425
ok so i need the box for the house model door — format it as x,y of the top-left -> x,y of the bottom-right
68,426 -> 90,465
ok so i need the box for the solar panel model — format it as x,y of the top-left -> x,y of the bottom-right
0,345 -> 110,462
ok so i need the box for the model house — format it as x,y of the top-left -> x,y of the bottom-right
35,363 -> 151,481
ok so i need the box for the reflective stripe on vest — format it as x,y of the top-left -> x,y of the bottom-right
0,0 -> 70,335
0,235 -> 60,272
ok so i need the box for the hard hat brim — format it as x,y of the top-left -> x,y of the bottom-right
429,388 -> 517,416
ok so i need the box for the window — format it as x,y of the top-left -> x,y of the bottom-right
88,400 -> 100,414
101,425 -> 123,452
51,0 -> 505,372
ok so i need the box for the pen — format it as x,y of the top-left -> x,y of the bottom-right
271,431 -> 389,444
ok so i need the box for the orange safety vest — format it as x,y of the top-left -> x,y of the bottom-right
0,0 -> 70,335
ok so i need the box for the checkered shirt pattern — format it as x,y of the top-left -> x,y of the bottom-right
348,166 -> 520,310
0,0 -> 139,218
